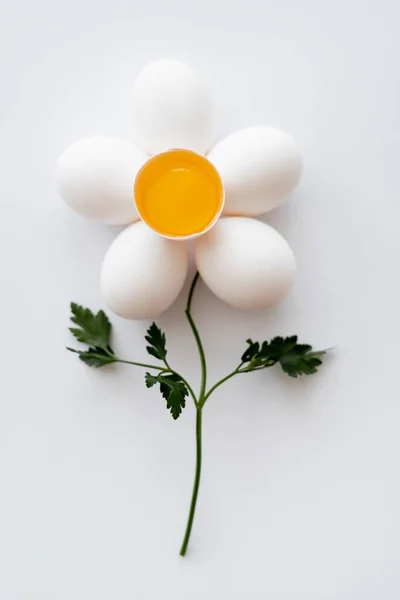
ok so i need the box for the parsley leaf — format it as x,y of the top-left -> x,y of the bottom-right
279,351 -> 323,377
159,374 -> 188,420
69,303 -> 113,352
145,322 -> 167,361
67,347 -> 116,368
263,336 -> 298,360
241,336 -> 326,377
241,339 -> 260,362
145,372 -> 159,388
67,304 -> 116,367
144,372 -> 188,420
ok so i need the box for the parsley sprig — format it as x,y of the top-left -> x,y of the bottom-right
240,336 -> 326,377
68,307 -> 195,416
67,273 -> 328,556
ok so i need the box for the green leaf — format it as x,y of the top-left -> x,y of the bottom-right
67,346 -> 116,368
241,335 -> 326,377
280,353 -> 323,378
158,374 -> 188,420
67,304 -> 116,368
145,372 -> 188,420
145,372 -> 158,388
145,322 -> 167,361
241,339 -> 260,362
69,303 -> 113,352
262,336 -> 298,360
165,387 -> 187,420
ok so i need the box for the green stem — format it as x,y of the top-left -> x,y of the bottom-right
179,272 -> 207,555
186,271 -> 200,312
185,273 -> 207,399
180,407 -> 202,556
201,363 -> 244,407
116,359 -> 165,370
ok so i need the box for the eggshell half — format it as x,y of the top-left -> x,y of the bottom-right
101,221 -> 189,319
195,217 -> 296,310
57,137 -> 147,225
131,59 -> 214,155
208,127 -> 302,216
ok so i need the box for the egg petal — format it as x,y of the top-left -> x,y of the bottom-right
131,59 -> 214,155
57,137 -> 147,225
195,217 -> 296,310
101,222 -> 189,319
208,127 -> 302,216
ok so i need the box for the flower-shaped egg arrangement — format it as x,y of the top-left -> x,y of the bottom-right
57,59 -> 302,318
60,59 -> 328,556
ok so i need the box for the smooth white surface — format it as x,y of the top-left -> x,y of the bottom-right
101,222 -> 189,319
131,59 -> 214,155
57,137 -> 146,225
195,217 -> 296,309
0,1 -> 399,599
209,126 -> 302,216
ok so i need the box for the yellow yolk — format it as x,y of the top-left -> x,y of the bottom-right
134,149 -> 224,238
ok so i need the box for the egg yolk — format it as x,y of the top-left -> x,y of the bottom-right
134,149 -> 224,238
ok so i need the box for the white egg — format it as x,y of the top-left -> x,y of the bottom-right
57,137 -> 147,225
101,221 -> 189,320
208,127 -> 302,216
195,217 -> 296,310
131,59 -> 214,155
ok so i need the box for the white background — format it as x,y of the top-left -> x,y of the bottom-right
0,0 -> 399,598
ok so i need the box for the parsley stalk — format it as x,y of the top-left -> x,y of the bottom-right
179,404 -> 203,556
180,272 -> 205,556
201,363 -> 244,406
185,272 -> 207,401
